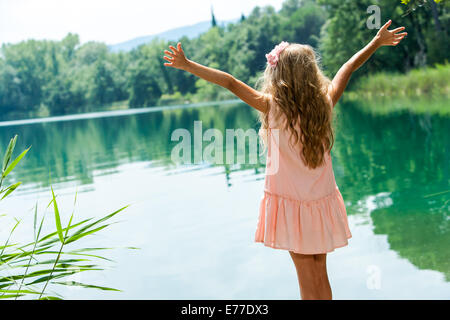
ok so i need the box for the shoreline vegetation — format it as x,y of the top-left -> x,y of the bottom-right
0,0 -> 448,121
1,63 -> 447,123
344,63 -> 450,116
0,135 -> 135,299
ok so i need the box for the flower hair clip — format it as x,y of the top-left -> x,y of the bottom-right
265,41 -> 289,69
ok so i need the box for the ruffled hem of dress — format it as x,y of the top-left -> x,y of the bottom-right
254,187 -> 352,255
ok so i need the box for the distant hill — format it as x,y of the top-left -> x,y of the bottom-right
108,19 -> 238,52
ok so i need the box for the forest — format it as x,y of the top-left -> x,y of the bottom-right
0,0 -> 448,119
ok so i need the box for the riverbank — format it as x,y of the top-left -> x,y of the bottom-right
1,64 -> 447,122
0,85 -> 236,122
0,99 -> 242,127
160,64 -> 450,116
344,64 -> 450,116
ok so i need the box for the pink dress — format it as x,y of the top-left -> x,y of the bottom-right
255,97 -> 352,254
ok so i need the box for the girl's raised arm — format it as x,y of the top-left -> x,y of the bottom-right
328,20 -> 407,107
163,43 -> 268,113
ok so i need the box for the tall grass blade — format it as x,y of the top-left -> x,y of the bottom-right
2,147 -> 31,178
32,269 -> 101,286
33,202 -> 38,241
65,224 -> 110,244
12,258 -> 90,268
69,205 -> 129,240
16,204 -> 47,299
1,182 -> 21,200
53,281 -> 121,292
32,218 -> 92,247
2,135 -> 17,174
0,294 -> 24,299
1,218 -> 20,256
51,187 -> 64,244
0,289 -> 41,295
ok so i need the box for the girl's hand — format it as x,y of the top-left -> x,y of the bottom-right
375,20 -> 407,47
163,42 -> 189,70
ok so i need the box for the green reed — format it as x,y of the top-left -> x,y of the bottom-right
346,63 -> 450,115
0,135 -> 135,299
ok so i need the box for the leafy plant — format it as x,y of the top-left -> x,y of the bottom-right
400,0 -> 444,16
0,135 -> 135,299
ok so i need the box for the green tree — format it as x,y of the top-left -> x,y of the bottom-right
280,0 -> 327,47
44,74 -> 85,114
211,7 -> 217,27
128,62 -> 162,107
60,33 -> 80,62
92,60 -> 117,105
318,0 -> 449,82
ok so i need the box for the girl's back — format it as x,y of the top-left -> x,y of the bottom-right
265,94 -> 337,201
255,95 -> 351,254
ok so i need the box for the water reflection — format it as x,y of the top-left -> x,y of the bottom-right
0,100 -> 448,289
333,101 -> 449,281
0,101 -> 263,190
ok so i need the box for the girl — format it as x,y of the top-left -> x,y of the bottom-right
163,20 -> 407,300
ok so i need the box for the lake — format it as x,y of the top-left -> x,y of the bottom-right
0,100 -> 449,299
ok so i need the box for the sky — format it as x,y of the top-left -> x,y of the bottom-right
0,0 -> 285,46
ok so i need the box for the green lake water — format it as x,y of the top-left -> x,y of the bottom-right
0,100 -> 449,299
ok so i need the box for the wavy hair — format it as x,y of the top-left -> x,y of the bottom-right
258,43 -> 334,169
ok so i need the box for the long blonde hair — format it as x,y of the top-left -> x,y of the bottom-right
258,43 -> 334,169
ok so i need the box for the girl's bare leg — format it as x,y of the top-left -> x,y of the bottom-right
289,251 -> 332,300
